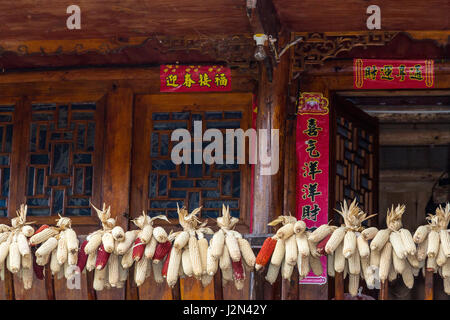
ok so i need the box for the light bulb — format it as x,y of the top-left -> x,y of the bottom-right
254,45 -> 267,61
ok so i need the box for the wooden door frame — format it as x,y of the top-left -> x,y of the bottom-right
290,60 -> 450,300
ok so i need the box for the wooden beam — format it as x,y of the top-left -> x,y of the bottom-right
380,170 -> 444,183
380,128 -> 450,146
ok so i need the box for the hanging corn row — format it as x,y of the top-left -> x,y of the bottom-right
254,214 -> 324,284
164,204 -> 213,288
30,214 -> 79,283
323,199 -> 377,296
414,203 -> 450,295
368,204 -> 420,291
125,211 -> 168,287
77,203 -> 127,291
207,204 -> 256,290
0,204 -> 35,289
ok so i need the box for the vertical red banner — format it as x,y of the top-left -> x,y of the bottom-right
296,92 -> 329,285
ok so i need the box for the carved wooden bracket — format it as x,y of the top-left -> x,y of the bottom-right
290,31 -> 399,75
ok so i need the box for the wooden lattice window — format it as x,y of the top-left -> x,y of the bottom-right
26,102 -> 101,216
0,105 -> 14,217
332,97 -> 379,225
131,93 -> 252,232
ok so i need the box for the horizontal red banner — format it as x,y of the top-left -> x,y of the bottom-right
160,65 -> 231,92
354,59 -> 434,89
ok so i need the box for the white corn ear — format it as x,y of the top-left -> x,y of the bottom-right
334,242 -> 345,273
356,234 -> 370,258
219,244 -> 232,270
134,257 -> 148,287
294,220 -> 306,234
392,249 -> 405,274
308,224 -> 334,243
440,230 -> 450,257
379,242 -> 392,281
152,259 -> 164,283
111,226 -> 125,242
399,229 -> 416,255
361,227 -> 378,241
270,238 -> 285,266
17,233 -> 30,257
8,241 -> 20,273
206,247 -> 218,276
295,233 -> 310,257
325,226 -> 346,254
413,225 -> 430,244
173,231 -> 190,250
117,231 -> 137,255
108,254 -> 119,287
189,236 -> 202,278
210,230 -> 225,259
93,267 -> 107,291
167,248 -> 182,287
276,223 -> 295,240
56,233 -> 68,265
390,231 -> 407,259
84,232 -> 103,255
153,226 -> 168,243
36,237 -> 58,258
347,250 -> 360,275
102,232 -> 115,253
198,237 -> 208,274
427,230 -> 440,258
238,238 -> 255,268
225,233 -> 241,262
265,263 -> 281,284
65,229 -> 79,254
343,231 -> 357,258
182,247 -> 193,277
144,236 -> 158,259
370,229 -> 390,251
284,235 -> 298,266
139,225 -> 153,244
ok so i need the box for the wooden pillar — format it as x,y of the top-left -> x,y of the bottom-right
252,35 -> 289,300
379,280 -> 389,300
334,272 -> 344,300
103,85 -> 135,300
4,269 -> 15,300
424,269 -> 434,300
44,264 -> 55,300
213,269 -> 224,300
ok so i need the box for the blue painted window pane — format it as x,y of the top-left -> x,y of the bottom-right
192,114 -> 202,121
222,173 -> 231,196
86,122 -> 95,151
51,133 -> 62,140
167,210 -> 179,219
195,180 -> 218,188
206,121 -> 240,129
215,163 -> 239,170
158,175 -> 167,196
27,198 -> 48,206
205,112 -> 222,120
151,133 -> 159,157
28,208 -> 50,216
72,112 -> 94,120
68,197 -> 89,206
32,104 -> 56,111
0,199 -> 6,207
61,178 -> 71,186
0,115 -> 12,122
32,113 -> 54,121
52,144 -> 69,174
169,190 -> 186,198
152,160 -> 175,170
2,168 -> 9,197
149,173 -> 157,198
231,210 -> 240,218
49,177 -> 58,186
4,125 -> 12,153
66,208 -> 91,216
27,167 -> 35,195
58,105 -> 68,129
0,155 -> 9,166
170,171 -> 177,178
72,103 -> 96,110
172,180 -> 193,188
38,125 -> 47,150
179,163 -> 186,176
203,210 -> 219,218
74,168 -> 83,194
172,112 -> 189,120
150,201 -> 179,209
153,122 -> 187,130
0,127 -> 3,151
0,209 -> 6,217
0,106 -> 14,112
74,154 -> 92,164
52,189 -> 64,214
85,166 -> 93,196
188,164 -> 202,178
31,154 -> 49,165
30,124 -> 37,152
201,190 -> 220,198
232,172 -> 240,198
160,134 -> 169,156
224,111 -> 242,119
36,168 -> 45,195
152,113 -> 170,120
188,192 -> 199,212
77,124 -> 85,150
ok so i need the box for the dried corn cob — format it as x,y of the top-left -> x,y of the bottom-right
356,234 -> 370,258
270,238 -> 285,266
325,226 -> 346,254
117,230 -> 138,255
413,225 -> 430,244
308,224 -> 335,243
343,230 -> 357,258
399,228 -> 416,255
255,237 -> 277,270
144,236 -> 158,259
390,231 -> 407,259
361,227 -> 378,241
294,220 -> 306,234
237,238 -> 255,268
316,234 -> 332,256
265,263 -> 281,284
198,237 -> 208,274
370,229 -> 390,251
134,257 -> 148,287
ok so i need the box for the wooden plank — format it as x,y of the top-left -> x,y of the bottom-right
380,129 -> 450,146
4,269 -> 15,300
54,272 -> 89,300
379,280 -> 389,300
424,269 -> 434,300
44,264 -> 55,300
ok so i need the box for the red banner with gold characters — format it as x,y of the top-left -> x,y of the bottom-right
354,59 -> 434,89
296,92 -> 329,285
160,65 -> 231,92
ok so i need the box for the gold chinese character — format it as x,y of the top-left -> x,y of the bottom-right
199,73 -> 212,87
183,73 -> 196,88
166,74 -> 179,87
215,73 -> 228,87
